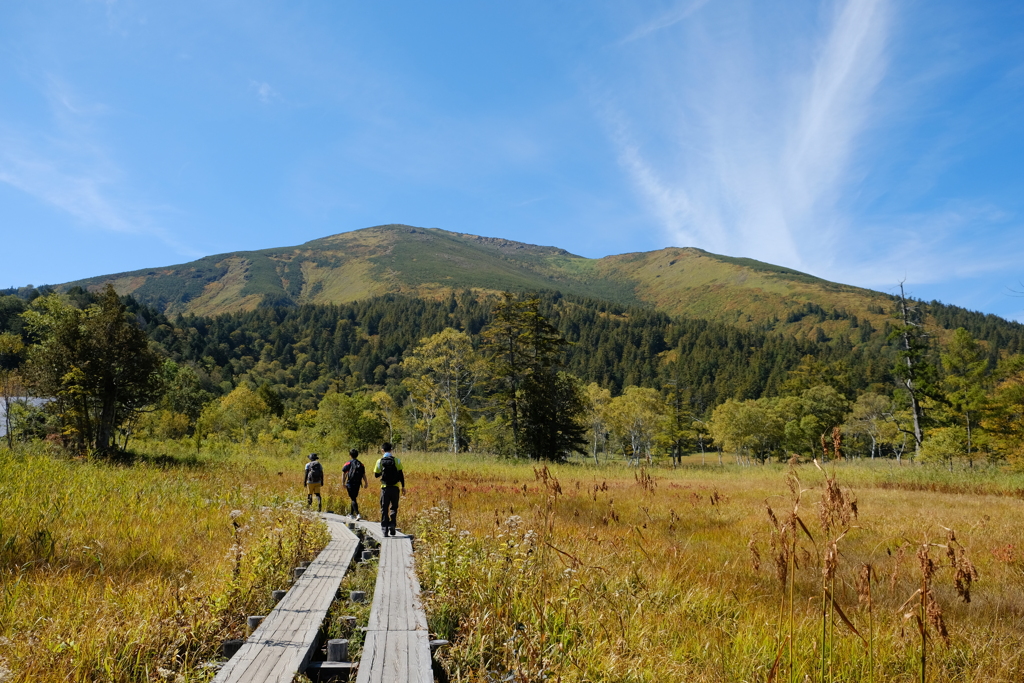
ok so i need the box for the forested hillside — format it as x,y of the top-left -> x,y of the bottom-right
5,286 -> 1024,409
130,292 -> 865,406
4,281 -> 1024,464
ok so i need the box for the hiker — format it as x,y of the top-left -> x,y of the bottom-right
304,453 -> 324,511
373,441 -> 405,536
341,448 -> 368,519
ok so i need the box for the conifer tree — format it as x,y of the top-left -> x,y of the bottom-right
940,328 -> 989,466
481,293 -> 584,459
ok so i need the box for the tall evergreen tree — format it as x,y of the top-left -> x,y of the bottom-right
521,371 -> 588,462
481,293 -> 583,459
940,328 -> 989,466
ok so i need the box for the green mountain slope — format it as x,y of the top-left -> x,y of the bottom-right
64,225 -> 629,314
55,224 -> 926,340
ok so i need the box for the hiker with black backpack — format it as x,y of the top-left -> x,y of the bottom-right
341,448 -> 368,519
304,453 -> 325,512
373,442 -> 405,536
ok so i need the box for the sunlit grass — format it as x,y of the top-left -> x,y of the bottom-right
0,442 -> 328,683
405,453 -> 1024,682
4,440 -> 1024,682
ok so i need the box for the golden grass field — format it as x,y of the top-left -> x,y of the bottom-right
3,443 -> 1024,682
0,443 -> 329,683
410,453 -> 1024,683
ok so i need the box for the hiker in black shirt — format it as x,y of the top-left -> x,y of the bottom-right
341,448 -> 369,519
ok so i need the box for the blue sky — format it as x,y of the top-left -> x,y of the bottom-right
2,1 -> 1023,320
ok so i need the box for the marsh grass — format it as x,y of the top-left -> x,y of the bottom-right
0,442 -> 328,683
5,439 -> 1024,682
405,453 -> 1024,682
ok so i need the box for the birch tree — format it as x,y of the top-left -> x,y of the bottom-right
608,386 -> 665,465
584,382 -> 611,464
403,328 -> 483,453
402,376 -> 441,450
843,392 -> 892,459
0,332 -> 25,449
371,390 -> 400,443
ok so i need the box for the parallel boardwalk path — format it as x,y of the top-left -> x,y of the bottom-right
351,518 -> 433,683
213,514 -> 359,683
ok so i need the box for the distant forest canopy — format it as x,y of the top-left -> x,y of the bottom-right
3,285 -> 1023,411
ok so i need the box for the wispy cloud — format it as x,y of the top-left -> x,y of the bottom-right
250,80 -> 279,104
0,138 -> 137,234
620,0 -> 713,45
596,0 -> 1024,320
0,77 -> 198,256
828,201 -> 1024,288
605,0 -> 892,272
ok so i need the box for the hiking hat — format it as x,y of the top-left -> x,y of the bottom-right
308,453 -> 319,460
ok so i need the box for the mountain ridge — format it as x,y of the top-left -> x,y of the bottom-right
52,224 -> 988,343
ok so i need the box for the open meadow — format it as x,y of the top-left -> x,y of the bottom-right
0,443 -> 330,683
411,453 -> 1024,683
4,444 -> 1024,682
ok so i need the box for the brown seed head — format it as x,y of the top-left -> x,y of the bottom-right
768,523 -> 790,589
926,589 -> 950,646
748,539 -> 762,572
917,544 -> 937,583
823,541 -> 839,585
786,470 -> 800,498
856,564 -> 873,610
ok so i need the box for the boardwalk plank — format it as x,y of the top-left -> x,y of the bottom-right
350,516 -> 432,683
385,632 -> 405,683
213,514 -> 358,683
354,631 -> 384,683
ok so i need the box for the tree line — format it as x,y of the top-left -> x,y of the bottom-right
2,284 -> 1024,465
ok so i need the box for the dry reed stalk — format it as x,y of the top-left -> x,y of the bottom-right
766,468 -> 812,683
890,543 -> 907,592
899,542 -> 950,683
832,426 -> 843,461
748,539 -> 762,572
811,460 -> 861,683
766,504 -> 789,590
944,527 -> 980,604
856,564 -> 874,683
822,540 -> 838,683
634,467 -> 656,493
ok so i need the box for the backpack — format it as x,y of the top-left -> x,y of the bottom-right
379,455 -> 400,486
307,460 -> 323,484
346,459 -> 365,488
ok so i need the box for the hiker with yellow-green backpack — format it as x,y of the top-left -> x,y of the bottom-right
373,442 -> 405,536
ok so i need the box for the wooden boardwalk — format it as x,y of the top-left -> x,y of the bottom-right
213,514 -> 360,683
351,518 -> 433,683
